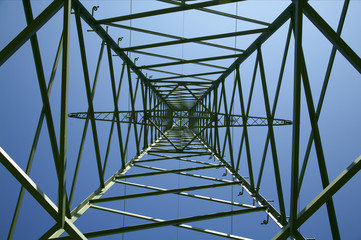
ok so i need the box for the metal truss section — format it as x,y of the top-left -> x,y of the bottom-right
1,0 -> 361,239
37,128 -> 270,239
69,110 -> 292,128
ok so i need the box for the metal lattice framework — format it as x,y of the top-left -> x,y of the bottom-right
1,0 -> 361,239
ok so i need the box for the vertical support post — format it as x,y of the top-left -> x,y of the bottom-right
290,0 -> 303,236
59,0 -> 71,228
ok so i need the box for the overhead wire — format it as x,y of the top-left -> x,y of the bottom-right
176,7 -> 186,240
122,1 -> 133,239
230,1 -> 239,236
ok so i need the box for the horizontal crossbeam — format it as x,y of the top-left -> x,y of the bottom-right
122,28 -> 266,51
141,54 -> 242,69
107,23 -> 244,52
90,204 -> 253,240
68,110 -> 292,127
114,180 -> 251,207
151,71 -> 223,81
131,163 -> 232,183
158,0 -> 270,26
56,207 -> 266,239
90,181 -> 239,203
95,0 -> 245,24
115,164 -> 224,179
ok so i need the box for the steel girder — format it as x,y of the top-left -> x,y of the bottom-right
68,110 -> 292,128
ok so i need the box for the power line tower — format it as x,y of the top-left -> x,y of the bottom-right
1,0 -> 361,239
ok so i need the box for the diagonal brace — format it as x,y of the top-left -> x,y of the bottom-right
0,147 -> 86,239
115,164 -> 224,179
90,181 -> 239,203
56,207 -> 266,239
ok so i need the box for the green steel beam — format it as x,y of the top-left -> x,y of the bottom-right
0,0 -> 63,66
42,133 -> 167,238
258,46 -> 287,224
298,0 -> 349,191
74,4 -> 105,189
22,0 -> 62,187
122,28 -> 266,51
303,1 -> 361,74
221,81 -> 235,168
158,0 -> 270,26
127,64 -> 141,155
90,181 -> 239,203
95,0 -> 245,24
69,40 -> 105,206
148,118 -> 178,149
256,21 -> 292,192
107,45 -> 126,169
151,71 -> 223,81
72,0 -> 171,109
133,163 -> 231,183
194,3 -> 294,106
141,54 -> 243,69
182,121 -> 214,150
115,164 -> 224,179
134,50 -> 228,70
192,129 -> 286,228
289,0 -> 303,236
273,154 -> 361,240
234,67 -> 255,194
0,148 -> 86,240
235,55 -> 257,172
137,154 -> 220,166
58,0 -> 71,228
7,23 -> 63,240
107,23 -> 244,52
299,49 -> 340,239
102,63 -> 126,176
56,207 -> 266,239
90,204 -> 253,240
151,80 -> 212,85
150,85 -> 179,111
147,67 -> 217,81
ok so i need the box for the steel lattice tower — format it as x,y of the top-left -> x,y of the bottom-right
1,0 -> 361,239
